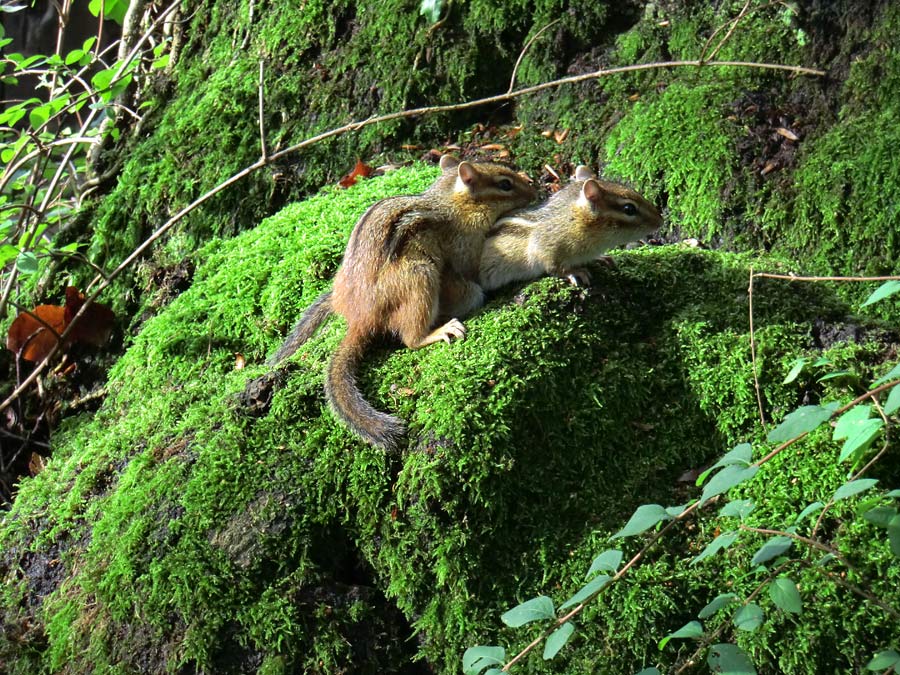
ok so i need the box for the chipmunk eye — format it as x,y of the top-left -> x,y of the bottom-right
621,203 -> 637,216
497,178 -> 513,191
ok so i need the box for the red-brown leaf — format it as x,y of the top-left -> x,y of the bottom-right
338,159 -> 374,188
6,305 -> 67,362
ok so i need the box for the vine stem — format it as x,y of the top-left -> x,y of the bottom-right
0,56 -> 824,415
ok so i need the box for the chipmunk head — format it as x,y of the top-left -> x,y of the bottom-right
573,166 -> 662,239
437,154 -> 536,220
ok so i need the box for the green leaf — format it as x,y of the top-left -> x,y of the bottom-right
501,596 -> 555,628
0,243 -> 18,267
91,67 -> 115,93
884,386 -> 900,416
889,514 -> 900,557
767,402 -> 839,443
658,620 -> 703,650
872,362 -> 900,387
720,499 -> 755,520
769,577 -> 802,614
586,549 -> 623,579
866,649 -> 900,670
692,532 -> 739,565
152,53 -> 170,70
838,418 -> 883,462
750,535 -> 792,566
15,250 -> 38,275
817,369 -> 851,382
665,504 -> 688,518
834,405 -> 873,440
860,280 -> 900,308
559,574 -> 610,610
635,670 -> 661,675
88,0 -> 128,23
708,643 -> 757,675
795,501 -> 824,523
733,603 -> 764,631
833,479 -> 879,502
612,504 -> 672,539
463,646 -> 505,675
783,358 -> 808,384
697,444 -> 753,486
543,622 -> 575,660
698,593 -> 738,619
862,506 -> 897,528
419,0 -> 444,23
888,489 -> 900,498
700,464 -> 759,506
65,48 -> 85,66
28,104 -> 49,131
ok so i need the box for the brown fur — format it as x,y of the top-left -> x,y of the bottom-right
272,156 -> 536,450
479,166 -> 662,290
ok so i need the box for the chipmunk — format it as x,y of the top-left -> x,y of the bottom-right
478,166 -> 662,290
270,155 -> 535,450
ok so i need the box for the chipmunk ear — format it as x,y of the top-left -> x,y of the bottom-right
456,161 -> 478,186
581,178 -> 604,205
440,154 -> 461,171
574,165 -> 595,181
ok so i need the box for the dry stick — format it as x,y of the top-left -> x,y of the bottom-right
700,0 -> 752,63
258,60 -> 267,160
748,267 -> 768,429
747,270 -> 900,430
753,273 -> 900,282
507,19 -> 561,94
0,57 -> 826,414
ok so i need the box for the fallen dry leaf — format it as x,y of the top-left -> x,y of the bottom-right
776,127 -> 800,142
6,287 -> 114,363
553,129 -> 569,144
338,158 -> 373,188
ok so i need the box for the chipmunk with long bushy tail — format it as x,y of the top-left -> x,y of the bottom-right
271,155 -> 535,450
479,166 -> 661,290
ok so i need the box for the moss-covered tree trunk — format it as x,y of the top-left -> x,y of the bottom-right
2,1 -> 900,673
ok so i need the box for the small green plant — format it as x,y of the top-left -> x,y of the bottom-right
463,283 -> 900,674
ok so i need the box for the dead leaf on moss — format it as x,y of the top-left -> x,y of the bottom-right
776,127 -> 800,142
338,158 -> 373,188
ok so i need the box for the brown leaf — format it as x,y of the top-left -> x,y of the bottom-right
7,304 -> 67,362
338,158 -> 374,188
64,287 -> 115,347
553,129 -> 569,144
28,452 -> 46,476
234,353 -> 246,370
480,143 -> 505,151
6,287 -> 114,362
776,127 -> 800,142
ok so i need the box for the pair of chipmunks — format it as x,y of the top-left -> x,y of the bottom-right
270,155 -> 662,451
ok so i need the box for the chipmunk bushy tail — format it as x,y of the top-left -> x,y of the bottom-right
268,291 -> 333,365
325,329 -> 405,451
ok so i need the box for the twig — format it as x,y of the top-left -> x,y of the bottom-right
748,266 -> 768,430
753,273 -> 900,282
699,0 -> 752,63
258,60 -> 267,161
508,19 -> 561,94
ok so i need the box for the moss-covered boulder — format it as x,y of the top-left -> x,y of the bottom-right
3,165 -> 898,673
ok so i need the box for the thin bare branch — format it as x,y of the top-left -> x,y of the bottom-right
748,266 -> 768,429
508,19 -> 561,94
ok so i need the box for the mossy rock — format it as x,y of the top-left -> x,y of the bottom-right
3,165 -> 898,673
